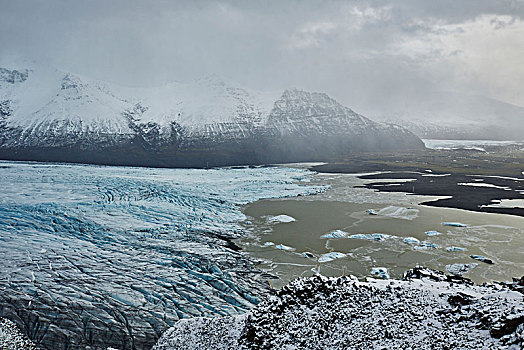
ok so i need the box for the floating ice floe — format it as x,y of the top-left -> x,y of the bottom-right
318,252 -> 346,263
263,242 -> 275,247
370,267 -> 390,279
321,230 -> 349,239
403,237 -> 420,244
442,222 -> 467,227
446,246 -> 466,252
348,233 -> 395,241
425,230 -> 441,236
275,244 -> 295,251
301,252 -> 315,259
367,209 -> 378,215
446,263 -> 478,275
268,215 -> 296,223
413,241 -> 438,250
376,206 -> 419,220
470,254 -> 494,264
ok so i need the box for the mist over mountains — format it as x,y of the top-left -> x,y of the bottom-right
367,90 -> 524,140
0,62 -> 423,167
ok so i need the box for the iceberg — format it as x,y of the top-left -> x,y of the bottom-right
442,222 -> 467,227
376,206 -> 419,220
446,246 -> 466,252
445,263 -> 478,275
321,230 -> 349,239
301,252 -> 315,259
370,267 -> 390,279
413,241 -> 438,250
268,215 -> 296,223
318,252 -> 346,263
425,230 -> 441,236
403,237 -> 420,244
263,242 -> 275,247
348,233 -> 395,241
275,244 -> 295,251
470,255 -> 494,264
367,209 -> 378,215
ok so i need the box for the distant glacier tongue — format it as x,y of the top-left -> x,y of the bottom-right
0,161 -> 325,349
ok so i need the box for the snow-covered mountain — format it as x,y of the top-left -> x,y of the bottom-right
0,62 -> 423,167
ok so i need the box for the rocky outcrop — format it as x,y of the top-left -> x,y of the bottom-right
154,268 -> 524,350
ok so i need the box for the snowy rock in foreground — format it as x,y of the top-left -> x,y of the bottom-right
0,318 -> 36,350
154,268 -> 524,350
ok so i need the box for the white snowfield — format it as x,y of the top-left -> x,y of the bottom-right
0,62 -> 276,134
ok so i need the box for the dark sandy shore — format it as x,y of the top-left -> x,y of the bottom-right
311,147 -> 524,217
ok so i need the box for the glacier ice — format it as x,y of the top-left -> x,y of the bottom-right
0,161 -> 325,349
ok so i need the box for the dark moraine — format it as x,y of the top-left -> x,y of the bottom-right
311,148 -> 524,217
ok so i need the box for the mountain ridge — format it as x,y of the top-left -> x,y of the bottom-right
0,63 -> 424,167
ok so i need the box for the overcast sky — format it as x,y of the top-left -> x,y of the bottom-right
2,0 -> 524,116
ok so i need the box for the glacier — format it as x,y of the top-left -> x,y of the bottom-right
0,160 -> 326,349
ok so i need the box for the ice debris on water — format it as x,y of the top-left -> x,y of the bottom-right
413,241 -> 439,250
348,233 -> 395,241
446,263 -> 478,275
301,252 -> 315,259
268,215 -> 296,223
403,237 -> 420,244
446,246 -> 466,252
442,222 -> 467,227
262,242 -> 274,247
376,206 -> 419,220
367,209 -> 378,215
321,230 -> 349,239
470,255 -> 494,264
370,267 -> 390,279
425,230 -> 441,236
318,252 -> 346,263
275,244 -> 295,251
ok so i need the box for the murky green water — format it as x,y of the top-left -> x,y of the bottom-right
238,170 -> 524,288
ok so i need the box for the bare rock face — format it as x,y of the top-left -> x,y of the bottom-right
154,269 -> 524,350
0,63 -> 424,167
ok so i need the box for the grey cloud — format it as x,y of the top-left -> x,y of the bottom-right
2,0 -> 524,116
